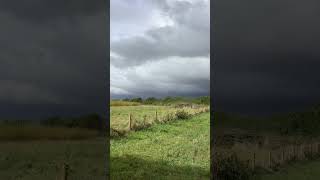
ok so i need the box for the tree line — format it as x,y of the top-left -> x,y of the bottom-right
117,96 -> 210,105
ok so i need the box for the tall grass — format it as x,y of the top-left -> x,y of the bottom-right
110,100 -> 141,106
111,105 -> 209,135
0,126 -> 100,141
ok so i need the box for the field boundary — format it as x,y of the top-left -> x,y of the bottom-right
111,106 -> 210,138
213,141 -> 320,178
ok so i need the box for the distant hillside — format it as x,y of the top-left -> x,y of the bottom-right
214,104 -> 320,136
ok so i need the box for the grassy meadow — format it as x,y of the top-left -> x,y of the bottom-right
213,107 -> 320,180
0,126 -> 100,141
258,160 -> 320,180
0,138 -> 106,180
111,112 -> 210,179
110,97 -> 210,179
0,114 -> 106,180
111,105 -> 208,131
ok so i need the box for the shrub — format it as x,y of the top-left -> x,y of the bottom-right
175,110 -> 190,119
110,100 -> 141,106
144,97 -> 158,104
214,153 -> 252,180
110,128 -> 127,138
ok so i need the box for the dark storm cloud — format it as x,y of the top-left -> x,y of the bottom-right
0,0 -> 108,118
0,0 -> 105,23
214,0 -> 320,115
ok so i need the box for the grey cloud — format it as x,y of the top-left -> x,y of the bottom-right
214,0 -> 320,114
111,57 -> 210,98
111,0 -> 209,68
0,0 -> 105,23
0,1 -> 108,118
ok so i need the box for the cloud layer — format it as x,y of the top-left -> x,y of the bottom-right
213,0 -> 320,115
111,0 -> 210,98
0,0 -> 108,118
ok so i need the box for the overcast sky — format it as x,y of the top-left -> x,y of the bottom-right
110,0 -> 210,99
214,0 -> 320,115
0,0 -> 108,119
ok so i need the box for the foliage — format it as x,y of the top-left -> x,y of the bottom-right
111,112 -> 210,179
0,126 -> 99,140
175,110 -> 190,119
112,96 -> 211,106
214,153 -> 252,180
0,139 -> 106,179
110,100 -> 141,106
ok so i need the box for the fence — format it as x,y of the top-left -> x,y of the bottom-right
249,142 -> 320,170
112,106 -> 210,134
128,105 -> 209,131
213,141 -> 320,178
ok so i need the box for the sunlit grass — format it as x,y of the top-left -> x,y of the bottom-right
111,112 -> 210,179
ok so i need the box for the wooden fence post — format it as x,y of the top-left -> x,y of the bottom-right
143,115 -> 147,125
269,151 -> 272,169
62,163 -> 69,180
282,149 -> 285,164
129,113 -> 132,130
155,110 -> 158,122
252,152 -> 256,170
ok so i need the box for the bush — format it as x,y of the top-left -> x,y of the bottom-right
175,110 -> 190,120
130,97 -> 143,103
214,153 -> 252,180
110,100 -> 141,106
144,97 -> 158,104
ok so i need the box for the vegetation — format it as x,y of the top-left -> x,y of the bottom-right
0,113 -> 107,179
213,153 -> 252,180
111,112 -> 210,179
111,96 -> 210,106
214,105 -> 320,136
0,113 -> 106,141
111,105 -> 209,134
0,126 -> 100,141
0,138 -> 106,180
214,105 -> 320,179
257,160 -> 320,180
110,100 -> 141,106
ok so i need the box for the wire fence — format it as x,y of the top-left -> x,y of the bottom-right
111,106 -> 210,137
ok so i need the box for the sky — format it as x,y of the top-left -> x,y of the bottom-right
0,0 -> 108,119
110,0 -> 210,99
214,0 -> 320,115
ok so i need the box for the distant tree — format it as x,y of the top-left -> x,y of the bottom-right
77,113 -> 104,130
42,116 -> 61,127
131,97 -> 143,103
196,96 -> 210,105
144,97 -> 157,104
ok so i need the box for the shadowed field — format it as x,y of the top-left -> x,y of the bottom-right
0,138 -> 106,180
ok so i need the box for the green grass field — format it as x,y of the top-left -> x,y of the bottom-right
257,160 -> 320,180
0,126 -> 100,141
0,124 -> 105,179
111,112 -> 210,179
0,138 -> 106,180
213,111 -> 320,179
111,105 -> 208,131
